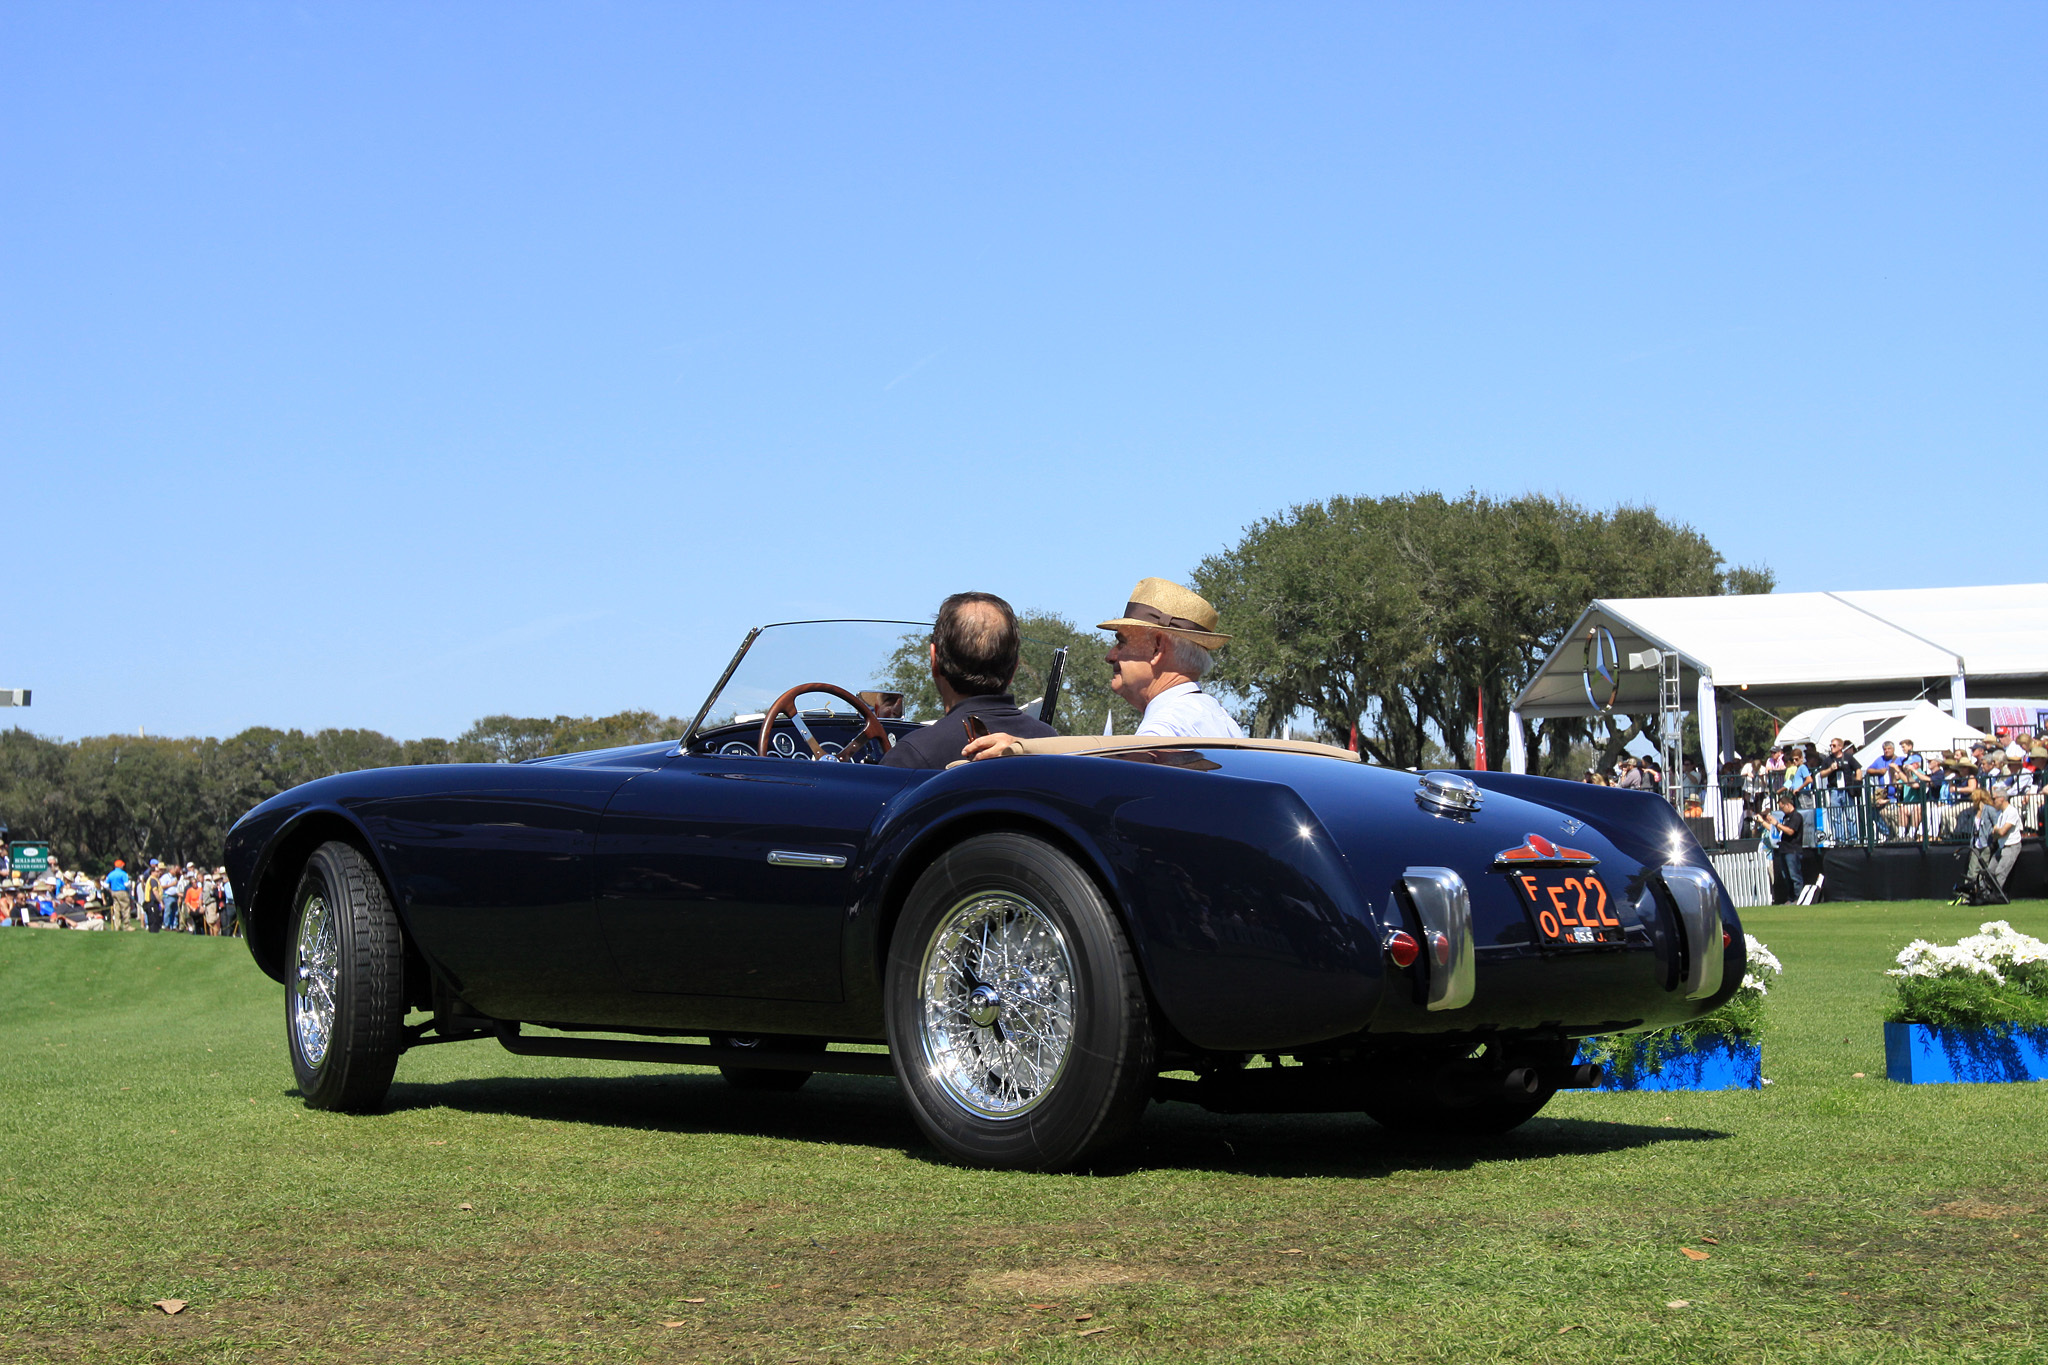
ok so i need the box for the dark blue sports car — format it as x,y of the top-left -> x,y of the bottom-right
226,620 -> 1743,1169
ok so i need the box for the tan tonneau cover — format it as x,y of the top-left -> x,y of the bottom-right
1007,734 -> 1360,762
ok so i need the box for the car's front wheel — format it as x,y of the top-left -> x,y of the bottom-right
884,833 -> 1152,1171
286,841 -> 407,1112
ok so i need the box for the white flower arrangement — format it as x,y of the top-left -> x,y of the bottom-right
1885,921 -> 2048,1028
1738,933 -> 1782,996
1887,922 -> 2048,987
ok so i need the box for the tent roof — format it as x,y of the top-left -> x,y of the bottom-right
1514,583 -> 2048,719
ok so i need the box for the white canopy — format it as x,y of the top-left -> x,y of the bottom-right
1506,582 -> 2048,777
1514,584 -> 2048,718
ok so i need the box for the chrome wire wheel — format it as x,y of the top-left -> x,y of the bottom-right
291,892 -> 340,1068
917,891 -> 1078,1119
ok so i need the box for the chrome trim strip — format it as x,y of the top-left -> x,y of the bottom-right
767,850 -> 848,869
1401,866 -> 1476,1011
1659,865 -> 1726,1000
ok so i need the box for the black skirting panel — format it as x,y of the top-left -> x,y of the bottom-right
1813,843 -> 2045,903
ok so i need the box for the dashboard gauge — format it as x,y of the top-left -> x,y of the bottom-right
771,731 -> 800,759
818,741 -> 844,759
718,741 -> 755,757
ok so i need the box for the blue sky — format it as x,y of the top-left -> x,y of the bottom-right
5,3 -> 2042,742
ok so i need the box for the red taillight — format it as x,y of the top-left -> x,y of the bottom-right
1723,929 -> 1732,948
1386,930 -> 1420,968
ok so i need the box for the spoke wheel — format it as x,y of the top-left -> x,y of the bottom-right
886,833 -> 1151,1171
918,892 -> 1076,1119
291,892 -> 340,1067
285,841 -> 407,1113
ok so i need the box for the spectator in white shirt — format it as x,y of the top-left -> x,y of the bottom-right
1989,791 -> 2023,893
1094,578 -> 1243,739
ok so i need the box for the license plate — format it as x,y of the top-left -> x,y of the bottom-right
1507,869 -> 1623,948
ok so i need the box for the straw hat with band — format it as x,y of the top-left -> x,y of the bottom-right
1099,578 -> 1231,651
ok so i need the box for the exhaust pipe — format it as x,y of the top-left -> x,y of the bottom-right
1541,1062 -> 1605,1090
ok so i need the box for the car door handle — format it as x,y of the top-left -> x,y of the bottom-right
767,850 -> 848,869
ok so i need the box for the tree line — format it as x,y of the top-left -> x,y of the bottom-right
0,711 -> 683,873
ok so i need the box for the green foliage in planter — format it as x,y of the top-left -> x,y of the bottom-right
1581,934 -> 1778,1082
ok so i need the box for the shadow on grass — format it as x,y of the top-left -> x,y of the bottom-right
378,1071 -> 1730,1179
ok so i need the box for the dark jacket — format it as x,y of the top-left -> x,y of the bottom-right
882,693 -> 1056,771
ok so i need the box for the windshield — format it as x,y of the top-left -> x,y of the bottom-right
682,618 -> 1117,744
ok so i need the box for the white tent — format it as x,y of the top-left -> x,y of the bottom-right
1507,582 -> 2048,778
1773,700 -> 1991,764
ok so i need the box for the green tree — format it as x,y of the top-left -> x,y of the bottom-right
1192,492 -> 1773,772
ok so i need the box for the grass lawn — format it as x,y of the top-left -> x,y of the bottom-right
3,900 -> 2046,1363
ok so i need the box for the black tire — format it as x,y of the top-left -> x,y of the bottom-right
884,833 -> 1152,1171
1359,1042 -> 1571,1137
711,1034 -> 824,1092
285,841 -> 407,1112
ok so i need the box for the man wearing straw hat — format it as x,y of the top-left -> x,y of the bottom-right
1095,577 -> 1244,739
965,577 -> 1243,759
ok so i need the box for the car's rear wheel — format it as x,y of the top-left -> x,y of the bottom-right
884,833 -> 1152,1171
711,1034 -> 825,1092
286,841 -> 407,1112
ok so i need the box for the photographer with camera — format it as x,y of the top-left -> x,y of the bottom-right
1757,792 -> 1807,903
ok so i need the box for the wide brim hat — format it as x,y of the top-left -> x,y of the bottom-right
1098,577 -> 1231,650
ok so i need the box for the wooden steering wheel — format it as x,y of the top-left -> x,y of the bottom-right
758,683 -> 893,762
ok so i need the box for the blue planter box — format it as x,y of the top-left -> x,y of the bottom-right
1575,1035 -> 1761,1092
1883,1021 -> 2048,1084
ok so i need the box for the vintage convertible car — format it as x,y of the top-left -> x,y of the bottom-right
226,619 -> 1744,1170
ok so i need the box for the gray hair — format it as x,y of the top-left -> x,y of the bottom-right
1165,634 -> 1214,680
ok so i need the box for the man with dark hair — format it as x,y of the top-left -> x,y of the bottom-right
881,592 -> 1055,770
1759,793 -> 1806,902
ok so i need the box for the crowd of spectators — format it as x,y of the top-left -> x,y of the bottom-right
1573,730 -> 2043,902
1729,732 -> 2044,900
0,852 -> 237,936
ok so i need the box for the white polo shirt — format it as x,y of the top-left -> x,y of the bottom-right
1136,682 -> 1245,739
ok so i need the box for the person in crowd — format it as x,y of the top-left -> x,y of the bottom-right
1895,739 -> 1929,840
140,860 -> 163,932
880,592 -> 1057,770
1615,757 -> 1643,790
104,858 -> 134,930
1864,741 -> 1899,842
1813,737 -> 1861,845
183,873 -> 205,935
1781,746 -> 1812,812
217,870 -> 239,938
1989,790 -> 2023,895
1759,793 -> 1806,902
1960,789 -> 1998,892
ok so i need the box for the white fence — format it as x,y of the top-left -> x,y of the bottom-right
1709,846 -> 1775,909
